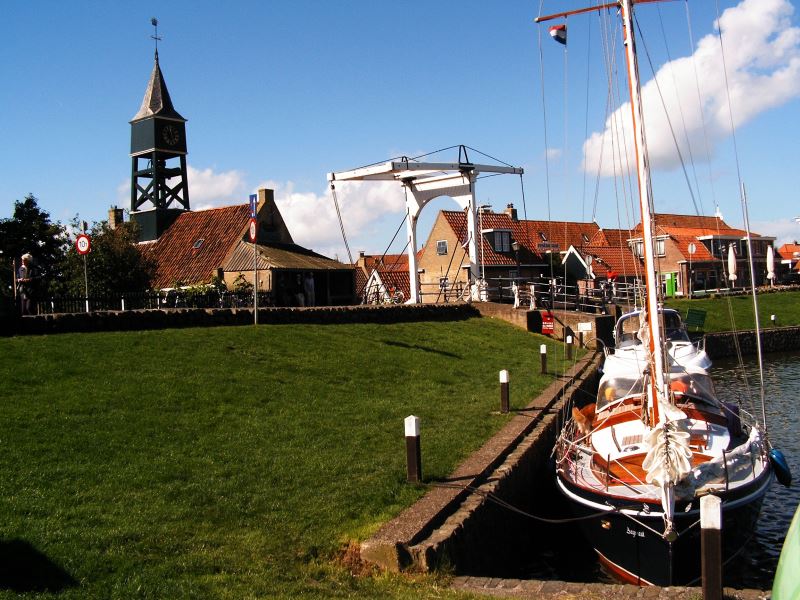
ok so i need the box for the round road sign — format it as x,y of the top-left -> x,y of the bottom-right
687,242 -> 697,255
249,218 -> 257,242
76,233 -> 91,255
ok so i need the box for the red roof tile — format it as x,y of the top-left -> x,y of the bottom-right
144,204 -> 250,288
442,211 -> 543,266
582,245 -> 642,277
359,253 -> 410,271
670,234 -> 716,262
377,269 -> 411,300
520,219 -> 600,252
590,228 -> 634,247
777,243 -> 800,261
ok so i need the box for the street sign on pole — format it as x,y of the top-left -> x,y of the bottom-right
249,193 -> 257,219
76,233 -> 91,312
249,197 -> 258,325
76,234 -> 91,255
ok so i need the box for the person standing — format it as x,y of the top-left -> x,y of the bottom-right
303,272 -> 315,307
17,253 -> 35,315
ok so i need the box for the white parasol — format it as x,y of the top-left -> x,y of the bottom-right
728,244 -> 737,284
767,245 -> 775,285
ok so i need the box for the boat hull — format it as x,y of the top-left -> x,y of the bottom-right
556,471 -> 772,586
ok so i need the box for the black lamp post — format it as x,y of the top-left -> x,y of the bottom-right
512,240 -> 521,281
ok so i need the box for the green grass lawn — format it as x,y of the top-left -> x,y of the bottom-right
665,289 -> 800,332
0,319 -> 577,599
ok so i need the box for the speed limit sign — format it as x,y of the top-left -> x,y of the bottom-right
249,218 -> 257,242
76,233 -> 91,255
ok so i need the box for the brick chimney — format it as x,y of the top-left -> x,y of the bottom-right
505,203 -> 518,221
108,206 -> 124,230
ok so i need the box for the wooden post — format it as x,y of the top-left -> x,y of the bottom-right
566,335 -> 573,360
701,495 -> 722,600
578,331 -> 584,348
405,415 -> 422,483
499,370 -> 509,414
771,314 -> 776,327
540,344 -> 547,374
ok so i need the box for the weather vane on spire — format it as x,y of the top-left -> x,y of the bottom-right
150,17 -> 161,58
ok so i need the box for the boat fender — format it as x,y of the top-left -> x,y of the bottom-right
722,402 -> 742,439
770,448 -> 792,488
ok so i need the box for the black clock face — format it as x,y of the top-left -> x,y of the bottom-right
162,124 -> 180,146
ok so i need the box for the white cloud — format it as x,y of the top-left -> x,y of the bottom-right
545,148 -> 562,160
583,0 -> 800,176
255,179 -> 407,258
187,166 -> 246,208
752,218 -> 800,246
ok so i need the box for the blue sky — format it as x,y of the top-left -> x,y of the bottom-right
2,0 -> 799,260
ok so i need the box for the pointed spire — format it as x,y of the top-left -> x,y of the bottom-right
131,52 -> 186,122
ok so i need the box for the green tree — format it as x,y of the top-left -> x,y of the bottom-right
0,194 -> 68,301
59,219 -> 157,296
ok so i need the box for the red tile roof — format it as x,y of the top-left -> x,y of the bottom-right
359,253 -> 410,271
377,270 -> 411,300
582,245 -> 642,277
355,268 -> 368,298
632,213 -> 752,238
144,205 -> 251,289
590,228 -> 634,247
520,220 -> 600,252
653,213 -> 740,232
441,211 -> 542,266
777,243 -> 800,261
670,234 -> 716,262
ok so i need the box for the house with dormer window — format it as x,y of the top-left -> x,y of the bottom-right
140,188 -> 355,306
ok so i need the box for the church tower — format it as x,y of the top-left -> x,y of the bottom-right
129,41 -> 189,242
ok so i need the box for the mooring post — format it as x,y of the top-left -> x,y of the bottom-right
404,415 -> 422,483
771,314 -> 776,327
578,331 -> 584,348
121,296 -> 126,312
499,369 -> 510,414
701,494 -> 722,600
566,335 -> 573,360
540,344 -> 547,375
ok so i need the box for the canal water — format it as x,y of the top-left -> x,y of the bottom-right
520,351 -> 799,590
711,350 -> 800,589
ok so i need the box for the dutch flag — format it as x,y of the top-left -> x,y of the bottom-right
549,24 -> 567,45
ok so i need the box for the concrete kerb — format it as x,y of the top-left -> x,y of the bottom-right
359,351 -> 602,572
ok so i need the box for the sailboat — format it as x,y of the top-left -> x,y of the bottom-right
540,0 -> 778,586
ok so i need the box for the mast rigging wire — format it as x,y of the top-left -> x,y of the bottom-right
330,184 -> 353,265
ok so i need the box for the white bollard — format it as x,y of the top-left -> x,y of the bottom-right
701,495 -> 722,600
404,416 -> 421,483
499,370 -> 510,413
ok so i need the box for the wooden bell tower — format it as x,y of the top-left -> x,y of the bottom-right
130,21 -> 189,242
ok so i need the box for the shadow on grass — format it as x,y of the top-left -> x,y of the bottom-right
381,340 -> 461,358
0,539 -> 78,593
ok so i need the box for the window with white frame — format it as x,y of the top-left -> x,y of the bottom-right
494,231 -> 511,252
436,240 -> 448,255
655,238 -> 666,257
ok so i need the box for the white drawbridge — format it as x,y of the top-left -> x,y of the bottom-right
328,147 -> 523,303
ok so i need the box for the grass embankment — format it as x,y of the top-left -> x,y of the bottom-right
0,319 -> 577,599
665,289 -> 800,332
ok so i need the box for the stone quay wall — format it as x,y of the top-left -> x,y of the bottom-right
704,326 -> 800,358
1,303 -> 481,337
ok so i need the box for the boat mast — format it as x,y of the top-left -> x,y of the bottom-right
620,0 -> 668,422
535,0 -> 670,418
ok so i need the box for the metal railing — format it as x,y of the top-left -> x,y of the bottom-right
480,278 -> 644,311
35,290 -> 261,315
